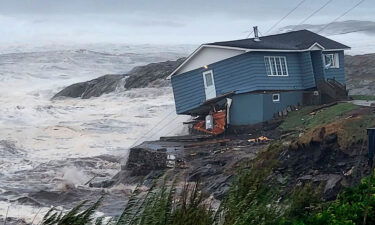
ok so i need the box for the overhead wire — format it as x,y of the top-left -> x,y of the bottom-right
132,0 -> 368,148
265,0 -> 308,35
317,0 -> 366,33
130,86 -> 217,147
297,0 -> 333,26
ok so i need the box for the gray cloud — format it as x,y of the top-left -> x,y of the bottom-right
0,0 -> 374,45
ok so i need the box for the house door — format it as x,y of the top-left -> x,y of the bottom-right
203,70 -> 216,100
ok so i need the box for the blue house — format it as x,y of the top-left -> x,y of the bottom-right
168,29 -> 350,126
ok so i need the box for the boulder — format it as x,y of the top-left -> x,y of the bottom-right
53,74 -> 125,99
52,58 -> 185,99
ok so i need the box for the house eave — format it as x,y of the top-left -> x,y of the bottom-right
167,43 -> 350,79
166,44 -> 248,80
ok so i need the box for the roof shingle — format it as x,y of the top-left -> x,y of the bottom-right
206,30 -> 350,50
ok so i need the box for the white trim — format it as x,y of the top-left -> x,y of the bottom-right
272,94 -> 280,102
202,70 -> 216,100
245,48 -> 348,53
323,53 -> 340,69
167,43 -> 349,79
203,44 -> 251,52
264,56 -> 289,76
322,48 -> 350,51
167,44 -> 204,80
167,44 -> 247,79
308,42 -> 325,50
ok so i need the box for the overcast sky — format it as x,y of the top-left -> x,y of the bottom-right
1,0 -> 374,45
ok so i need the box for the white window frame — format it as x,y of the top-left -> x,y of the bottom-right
203,70 -> 215,87
272,93 -> 280,102
264,56 -> 289,76
323,53 -> 340,69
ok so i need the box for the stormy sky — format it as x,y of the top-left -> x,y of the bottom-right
0,0 -> 374,45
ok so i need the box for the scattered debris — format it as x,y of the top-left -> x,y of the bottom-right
193,111 -> 226,135
248,136 -> 272,143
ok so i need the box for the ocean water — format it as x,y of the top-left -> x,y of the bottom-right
0,44 -> 192,223
1,31 -> 374,223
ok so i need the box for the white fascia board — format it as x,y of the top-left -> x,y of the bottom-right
166,44 -> 204,80
166,44 -> 248,79
308,42 -> 325,50
322,48 -> 351,52
203,44 -> 250,51
167,43 -> 349,79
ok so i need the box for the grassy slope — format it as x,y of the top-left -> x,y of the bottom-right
351,95 -> 375,101
280,103 -> 359,132
222,102 -> 375,225
40,103 -> 375,225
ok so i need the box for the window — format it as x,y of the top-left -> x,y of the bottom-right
264,56 -> 288,76
272,94 -> 280,102
204,71 -> 214,86
323,53 -> 339,69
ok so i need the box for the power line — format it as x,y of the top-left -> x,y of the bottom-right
130,107 -> 177,147
258,28 -> 264,37
317,0 -> 366,34
297,0 -> 333,26
130,87 -> 217,147
265,0 -> 308,35
246,30 -> 254,38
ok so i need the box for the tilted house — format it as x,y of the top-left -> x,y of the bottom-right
168,29 -> 350,126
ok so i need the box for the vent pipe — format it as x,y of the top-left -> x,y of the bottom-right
253,26 -> 260,42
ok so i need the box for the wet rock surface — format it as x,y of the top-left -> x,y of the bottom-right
53,74 -> 126,99
345,53 -> 375,95
104,134 -> 268,201
53,58 -> 185,99
99,106 -> 373,206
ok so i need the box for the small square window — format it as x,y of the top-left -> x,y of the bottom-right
324,53 -> 339,69
272,94 -> 280,102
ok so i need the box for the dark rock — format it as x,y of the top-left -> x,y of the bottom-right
52,58 -> 185,99
188,165 -> 219,181
126,147 -> 168,176
345,53 -> 375,95
53,74 -> 125,99
124,58 -> 185,89
90,180 -> 115,188
0,218 -> 28,225
10,196 -> 42,207
324,133 -> 338,144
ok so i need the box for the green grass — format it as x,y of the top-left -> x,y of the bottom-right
350,95 -> 375,101
280,103 -> 359,132
41,182 -> 214,225
221,143 -> 285,225
282,172 -> 375,225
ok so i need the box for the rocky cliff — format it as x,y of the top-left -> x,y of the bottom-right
92,102 -> 374,207
345,53 -> 375,95
52,58 -> 185,99
53,53 -> 375,99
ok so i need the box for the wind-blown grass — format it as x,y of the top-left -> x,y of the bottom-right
41,182 -> 213,225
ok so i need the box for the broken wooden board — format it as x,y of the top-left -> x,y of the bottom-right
183,139 -> 231,148
159,135 -> 213,142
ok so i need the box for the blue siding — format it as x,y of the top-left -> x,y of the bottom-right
213,52 -> 308,94
311,51 -> 325,82
230,91 -> 304,125
262,91 -> 303,121
230,94 -> 263,125
323,51 -> 346,85
171,68 -> 206,114
172,51 -> 318,114
299,52 -> 316,88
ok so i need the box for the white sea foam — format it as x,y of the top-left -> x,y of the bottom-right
0,44 -> 191,220
0,201 -> 50,224
1,32 -> 373,220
